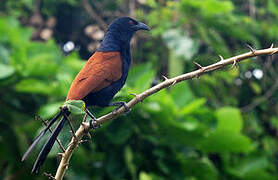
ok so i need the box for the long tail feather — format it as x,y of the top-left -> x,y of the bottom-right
31,115 -> 67,174
21,110 -> 63,162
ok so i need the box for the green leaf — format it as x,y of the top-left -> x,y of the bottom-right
0,122 -> 20,161
126,63 -> 155,92
180,98 -> 206,115
181,157 -> 218,180
216,107 -> 242,133
139,172 -> 163,180
228,156 -> 269,177
202,0 -> 234,16
39,101 -> 64,119
144,102 -> 161,113
106,118 -> 133,144
169,82 -> 195,108
243,169 -> 276,180
200,130 -> 253,153
64,100 -> 85,115
125,146 -> 136,180
15,79 -> 51,94
24,53 -> 58,77
250,82 -> 262,94
139,172 -> 152,180
0,45 -> 10,64
0,63 -> 15,80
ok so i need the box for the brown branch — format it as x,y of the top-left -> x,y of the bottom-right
55,45 -> 278,180
82,0 -> 108,30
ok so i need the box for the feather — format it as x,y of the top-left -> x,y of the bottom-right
31,115 -> 67,174
21,110 -> 62,162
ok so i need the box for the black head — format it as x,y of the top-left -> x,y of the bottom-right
107,17 -> 150,42
97,17 -> 150,52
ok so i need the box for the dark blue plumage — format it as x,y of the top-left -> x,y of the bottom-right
22,17 -> 150,174
83,17 -> 150,107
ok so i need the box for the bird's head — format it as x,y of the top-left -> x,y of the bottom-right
106,17 -> 150,43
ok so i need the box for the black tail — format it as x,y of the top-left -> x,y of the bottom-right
31,115 -> 67,174
21,110 -> 63,162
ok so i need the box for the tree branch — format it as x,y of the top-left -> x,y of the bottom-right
55,45 -> 278,180
82,0 -> 108,30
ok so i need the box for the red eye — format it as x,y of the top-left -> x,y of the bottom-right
129,20 -> 134,25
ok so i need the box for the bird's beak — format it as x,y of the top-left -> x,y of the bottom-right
136,22 -> 151,31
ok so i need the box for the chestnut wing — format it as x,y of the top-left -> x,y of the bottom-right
66,52 -> 122,101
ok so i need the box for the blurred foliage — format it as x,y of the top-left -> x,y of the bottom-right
1,0 -> 278,180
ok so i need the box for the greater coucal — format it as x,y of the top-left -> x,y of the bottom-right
21,17 -> 150,174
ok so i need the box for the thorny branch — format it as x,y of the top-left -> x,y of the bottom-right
54,45 -> 278,180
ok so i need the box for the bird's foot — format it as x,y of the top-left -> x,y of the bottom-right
109,101 -> 131,115
89,119 -> 102,129
85,108 -> 101,130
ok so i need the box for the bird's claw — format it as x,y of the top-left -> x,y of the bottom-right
123,103 -> 131,115
89,120 -> 101,129
111,102 -> 131,115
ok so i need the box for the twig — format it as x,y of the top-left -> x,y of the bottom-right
43,172 -> 56,180
82,0 -> 108,30
55,46 -> 278,180
63,113 -> 77,140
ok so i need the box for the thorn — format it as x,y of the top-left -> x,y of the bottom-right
218,55 -> 224,61
193,62 -> 204,78
170,80 -> 177,87
81,122 -> 87,127
130,93 -> 137,97
57,153 -> 64,157
43,172 -> 56,180
162,75 -> 168,81
87,132 -> 92,139
130,93 -> 143,102
270,46 -> 278,55
67,142 -> 74,148
193,61 -> 204,71
245,44 -> 255,54
230,59 -> 238,69
63,163 -> 69,169
79,140 -> 89,145
111,110 -> 117,115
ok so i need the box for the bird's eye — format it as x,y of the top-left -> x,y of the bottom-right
129,20 -> 134,25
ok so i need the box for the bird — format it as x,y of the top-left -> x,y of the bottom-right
21,17 -> 150,174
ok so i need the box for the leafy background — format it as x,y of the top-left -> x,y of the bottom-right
1,0 -> 278,179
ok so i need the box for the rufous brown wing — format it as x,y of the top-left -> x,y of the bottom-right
66,51 -> 122,101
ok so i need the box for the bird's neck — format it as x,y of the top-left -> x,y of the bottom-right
97,31 -> 131,52
121,43 -> 131,66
